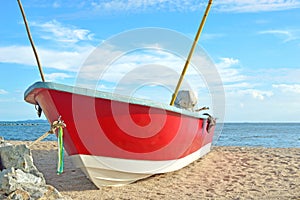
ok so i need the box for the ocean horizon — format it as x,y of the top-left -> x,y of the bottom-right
0,120 -> 299,148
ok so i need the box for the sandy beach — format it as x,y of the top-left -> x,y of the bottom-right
9,141 -> 300,200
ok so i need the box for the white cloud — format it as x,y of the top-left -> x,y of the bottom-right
217,57 -> 239,68
45,73 -> 72,82
26,0 -> 300,13
39,46 -> 94,71
78,48 -> 187,86
0,46 -> 35,66
202,33 -> 225,41
0,19 -> 97,79
90,0 -> 206,12
228,88 -> 274,100
273,84 -> 300,94
259,29 -> 300,42
214,0 -> 300,13
251,90 -> 273,100
224,82 -> 252,90
0,45 -> 94,72
74,45 -> 219,107
222,65 -> 300,121
214,58 -> 300,101
213,57 -> 277,101
31,20 -> 94,43
215,57 -> 246,83
246,68 -> 300,85
0,89 -> 8,95
52,1 -> 60,8
88,0 -> 300,13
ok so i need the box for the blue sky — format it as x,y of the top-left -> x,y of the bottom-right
0,0 -> 300,122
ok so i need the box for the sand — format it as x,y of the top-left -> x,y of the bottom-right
9,141 -> 300,200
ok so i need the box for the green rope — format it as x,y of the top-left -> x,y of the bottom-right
57,126 -> 64,175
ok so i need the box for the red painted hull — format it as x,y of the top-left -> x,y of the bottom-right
25,82 -> 214,161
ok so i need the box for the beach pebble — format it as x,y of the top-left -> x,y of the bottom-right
0,138 -> 71,200
7,188 -> 30,200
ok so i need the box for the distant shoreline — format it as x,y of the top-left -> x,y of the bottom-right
0,120 -> 47,123
0,120 -> 48,126
1,120 -> 300,124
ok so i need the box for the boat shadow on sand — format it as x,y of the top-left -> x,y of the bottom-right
30,147 -> 98,191
30,147 -> 163,192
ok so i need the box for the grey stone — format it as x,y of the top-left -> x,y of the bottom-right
0,168 -> 19,194
0,192 -> 8,199
0,168 -> 45,194
0,144 -> 44,179
0,140 -> 72,200
30,185 -> 65,200
0,137 -> 5,144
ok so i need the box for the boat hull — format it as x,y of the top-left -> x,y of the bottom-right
24,82 -> 215,187
71,143 -> 211,187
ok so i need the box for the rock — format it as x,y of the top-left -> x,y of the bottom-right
0,144 -> 43,179
0,168 -> 45,194
21,185 -> 62,200
0,168 -> 17,193
31,185 -> 70,200
0,137 -> 5,144
0,140 -> 71,200
0,137 -> 12,148
7,189 -> 30,200
0,193 -> 8,199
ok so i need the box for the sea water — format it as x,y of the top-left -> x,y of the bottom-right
214,123 -> 300,148
0,121 -> 299,148
0,121 -> 56,141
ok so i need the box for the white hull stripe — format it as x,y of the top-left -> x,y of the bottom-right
69,143 -> 212,187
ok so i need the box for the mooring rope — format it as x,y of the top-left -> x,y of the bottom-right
29,116 -> 66,174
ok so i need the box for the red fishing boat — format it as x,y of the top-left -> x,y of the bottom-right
19,0 -> 216,187
25,82 -> 215,187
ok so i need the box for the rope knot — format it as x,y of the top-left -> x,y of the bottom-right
29,116 -> 66,148
49,116 -> 66,134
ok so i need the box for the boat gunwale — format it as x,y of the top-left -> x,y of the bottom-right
24,81 -> 209,119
